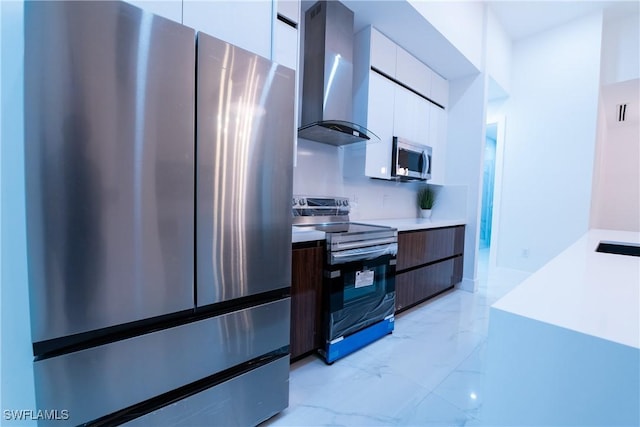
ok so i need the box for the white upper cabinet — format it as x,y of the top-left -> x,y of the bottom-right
273,0 -> 300,70
393,85 -> 430,144
364,71 -> 395,180
183,1 -> 273,59
370,28 -> 397,78
273,0 -> 300,164
430,72 -> 449,108
124,0 -> 182,23
131,1 -> 300,66
352,25 -> 449,183
396,47 -> 431,99
276,0 -> 300,24
428,104 -> 447,185
273,17 -> 298,70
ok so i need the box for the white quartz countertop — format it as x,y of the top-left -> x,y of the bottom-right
492,229 -> 640,349
291,227 -> 326,244
356,218 -> 466,232
292,217 -> 466,243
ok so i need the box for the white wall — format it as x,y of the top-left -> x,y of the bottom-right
590,79 -> 640,231
1,0 -> 37,423
496,12 -> 603,272
590,11 -> 640,232
485,6 -> 512,96
408,1 -> 485,72
485,98 -> 509,269
600,10 -> 640,85
293,139 -> 344,198
444,72 -> 487,292
293,138 -> 467,221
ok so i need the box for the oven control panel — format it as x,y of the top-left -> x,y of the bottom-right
292,195 -> 350,221
292,196 -> 349,209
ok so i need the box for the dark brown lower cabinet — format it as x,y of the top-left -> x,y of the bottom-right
290,243 -> 324,360
395,225 -> 465,313
453,255 -> 463,284
395,258 -> 457,312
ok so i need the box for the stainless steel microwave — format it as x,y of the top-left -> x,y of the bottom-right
392,137 -> 432,181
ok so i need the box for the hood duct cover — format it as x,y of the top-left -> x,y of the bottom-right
298,1 -> 378,146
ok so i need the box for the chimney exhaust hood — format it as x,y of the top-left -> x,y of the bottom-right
298,1 -> 379,146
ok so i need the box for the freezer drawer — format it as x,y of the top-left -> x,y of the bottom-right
33,298 -> 290,426
24,0 -> 196,343
125,356 -> 289,426
196,32 -> 295,306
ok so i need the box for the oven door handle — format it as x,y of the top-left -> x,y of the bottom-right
330,243 -> 398,264
332,237 -> 397,251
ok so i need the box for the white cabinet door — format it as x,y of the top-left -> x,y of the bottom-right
392,85 -> 414,141
272,3 -> 299,165
428,105 -> 447,185
396,47 -> 431,98
430,72 -> 449,108
276,0 -> 300,24
365,71 -> 395,180
273,21 -> 298,70
125,0 -> 182,23
393,85 -> 429,145
413,96 -> 431,145
370,28 -> 397,77
183,1 -> 272,59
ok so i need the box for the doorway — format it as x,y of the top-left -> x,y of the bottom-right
480,77 -> 509,277
480,123 -> 497,250
479,114 -> 507,275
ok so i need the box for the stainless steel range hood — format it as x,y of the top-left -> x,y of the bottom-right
298,1 -> 378,146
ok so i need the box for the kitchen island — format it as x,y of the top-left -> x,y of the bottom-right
483,229 -> 640,426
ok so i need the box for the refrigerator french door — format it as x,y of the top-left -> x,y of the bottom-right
24,1 -> 294,425
196,32 -> 294,307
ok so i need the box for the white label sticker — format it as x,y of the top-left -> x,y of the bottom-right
355,269 -> 374,288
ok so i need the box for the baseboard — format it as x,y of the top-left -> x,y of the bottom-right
455,277 -> 478,293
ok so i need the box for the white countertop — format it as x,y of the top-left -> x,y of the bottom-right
356,217 -> 466,232
291,227 -> 326,243
292,217 -> 466,243
492,229 -> 640,349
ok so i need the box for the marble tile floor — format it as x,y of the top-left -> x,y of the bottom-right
265,248 -> 532,427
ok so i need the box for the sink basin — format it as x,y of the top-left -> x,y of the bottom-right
596,241 -> 640,257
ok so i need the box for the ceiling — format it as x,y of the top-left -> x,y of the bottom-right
300,1 -> 640,81
302,0 -> 480,80
488,0 -> 640,41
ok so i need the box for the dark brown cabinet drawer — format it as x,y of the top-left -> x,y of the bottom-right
395,258 -> 457,312
397,226 -> 464,271
290,244 -> 324,360
453,256 -> 463,284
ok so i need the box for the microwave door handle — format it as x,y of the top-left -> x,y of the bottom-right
421,152 -> 429,175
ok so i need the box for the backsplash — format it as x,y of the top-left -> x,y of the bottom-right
293,138 -> 467,220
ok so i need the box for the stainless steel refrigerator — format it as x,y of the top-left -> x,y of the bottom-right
24,1 -> 294,425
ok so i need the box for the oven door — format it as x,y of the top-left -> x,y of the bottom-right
324,246 -> 396,342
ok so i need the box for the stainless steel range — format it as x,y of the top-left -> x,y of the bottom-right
293,196 -> 397,363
